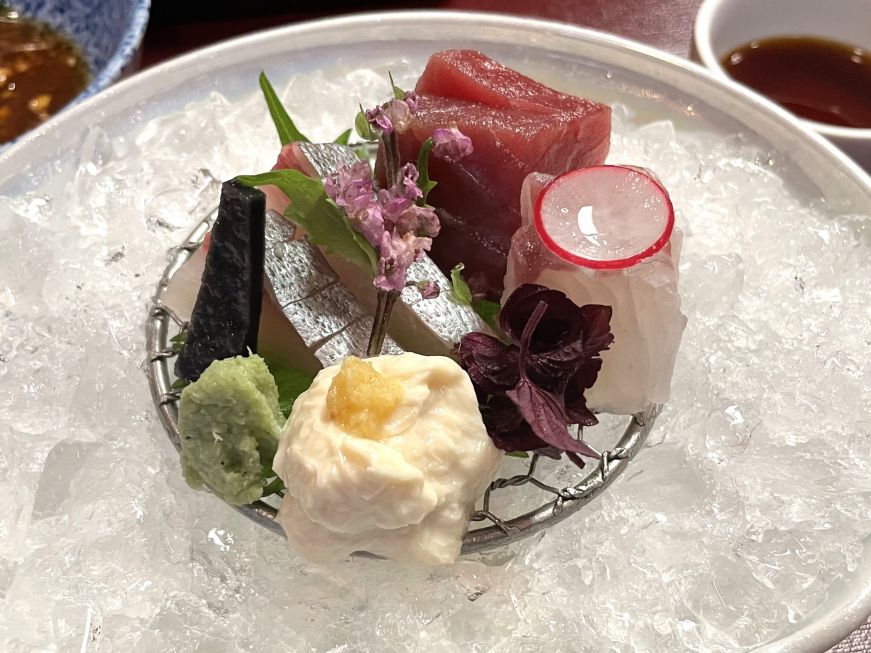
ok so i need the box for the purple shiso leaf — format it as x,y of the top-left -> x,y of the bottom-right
505,378 -> 600,460
526,304 -> 614,382
564,389 -> 599,426
505,300 -> 598,459
487,420 -> 545,453
480,395 -> 525,435
506,377 -> 570,446
499,284 -> 579,347
459,283 -> 612,466
458,332 -> 519,396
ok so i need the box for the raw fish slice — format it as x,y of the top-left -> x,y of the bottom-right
262,210 -> 402,367
162,243 -> 207,321
326,253 -> 490,356
175,181 -> 265,382
505,169 -> 685,414
519,173 -> 553,226
399,255 -> 492,351
417,49 -> 611,129
295,142 -> 359,178
400,96 -> 607,228
393,91 -> 610,296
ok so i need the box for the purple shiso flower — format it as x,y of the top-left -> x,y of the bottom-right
416,279 -> 440,299
379,163 -> 439,239
403,90 -> 418,114
375,231 -> 432,293
326,160 -> 440,294
383,99 -> 412,132
397,162 -> 421,200
431,127 -> 473,162
366,94 -> 418,136
324,162 -> 384,248
366,105 -> 394,135
379,163 -> 425,225
393,204 -> 440,238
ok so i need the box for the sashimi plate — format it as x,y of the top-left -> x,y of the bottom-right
0,11 -> 869,653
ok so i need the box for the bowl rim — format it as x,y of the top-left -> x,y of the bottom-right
693,0 -> 871,140
81,0 -> 152,99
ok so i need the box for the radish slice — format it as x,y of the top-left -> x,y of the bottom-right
533,165 -> 674,270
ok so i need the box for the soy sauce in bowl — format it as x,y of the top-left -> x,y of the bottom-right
722,36 -> 871,128
0,7 -> 90,144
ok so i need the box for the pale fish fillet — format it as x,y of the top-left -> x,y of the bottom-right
263,209 -> 403,366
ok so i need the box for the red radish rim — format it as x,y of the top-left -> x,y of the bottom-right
533,165 -> 675,270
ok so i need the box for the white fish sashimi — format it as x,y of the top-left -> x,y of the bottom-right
162,244 -> 206,322
505,170 -> 686,415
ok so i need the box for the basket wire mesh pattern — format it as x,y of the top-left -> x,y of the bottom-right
146,212 -> 661,555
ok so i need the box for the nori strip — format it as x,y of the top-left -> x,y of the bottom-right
175,180 -> 265,381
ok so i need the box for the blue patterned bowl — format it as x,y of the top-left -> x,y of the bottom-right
10,0 -> 151,102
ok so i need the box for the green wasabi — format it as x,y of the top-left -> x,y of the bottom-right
178,354 -> 284,506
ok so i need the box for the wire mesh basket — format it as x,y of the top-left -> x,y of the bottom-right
146,212 -> 661,555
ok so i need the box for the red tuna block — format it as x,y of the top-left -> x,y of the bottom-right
417,49 -> 610,130
398,50 -> 611,296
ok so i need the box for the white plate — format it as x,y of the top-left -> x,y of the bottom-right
1,11 -> 869,653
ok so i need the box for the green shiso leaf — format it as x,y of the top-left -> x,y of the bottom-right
262,477 -> 285,497
169,328 -> 187,354
333,128 -> 353,145
415,137 -> 437,205
259,72 -> 311,145
236,170 -> 377,274
472,299 -> 501,333
268,363 -> 315,418
171,377 -> 190,391
449,263 -> 473,305
388,71 -> 405,100
355,104 -> 376,141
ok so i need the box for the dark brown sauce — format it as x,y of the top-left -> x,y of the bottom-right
0,7 -> 90,144
722,36 -> 871,128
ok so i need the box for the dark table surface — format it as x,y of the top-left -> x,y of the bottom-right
141,0 -> 704,67
140,3 -> 870,651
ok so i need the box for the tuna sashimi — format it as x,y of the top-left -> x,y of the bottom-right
393,50 -> 611,297
417,49 -> 610,131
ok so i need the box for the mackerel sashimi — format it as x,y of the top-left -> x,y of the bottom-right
393,50 -> 611,296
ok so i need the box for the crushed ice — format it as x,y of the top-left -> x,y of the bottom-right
0,65 -> 869,652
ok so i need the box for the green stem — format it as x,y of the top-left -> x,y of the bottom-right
262,477 -> 285,497
367,289 -> 399,357
384,131 -> 401,187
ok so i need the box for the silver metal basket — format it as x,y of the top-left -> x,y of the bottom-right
146,214 -> 660,555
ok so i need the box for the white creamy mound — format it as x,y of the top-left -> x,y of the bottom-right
273,353 -> 501,564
